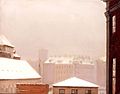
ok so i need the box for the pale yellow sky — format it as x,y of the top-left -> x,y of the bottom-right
0,0 -> 106,60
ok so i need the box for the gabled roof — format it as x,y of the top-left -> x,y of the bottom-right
0,57 -> 41,80
0,35 -> 14,47
53,77 -> 98,87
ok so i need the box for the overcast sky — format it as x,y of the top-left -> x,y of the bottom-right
0,0 -> 106,60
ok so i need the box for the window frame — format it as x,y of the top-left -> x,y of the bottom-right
85,90 -> 91,94
71,89 -> 78,94
59,89 -> 65,94
112,15 -> 116,33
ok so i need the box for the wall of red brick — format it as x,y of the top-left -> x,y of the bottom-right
16,84 -> 49,94
109,0 -> 119,8
106,0 -> 120,93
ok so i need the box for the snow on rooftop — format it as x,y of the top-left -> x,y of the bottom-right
53,77 -> 98,87
0,57 -> 41,79
45,56 -> 73,64
45,56 -> 94,64
99,57 -> 106,62
0,35 -> 14,47
13,53 -> 21,57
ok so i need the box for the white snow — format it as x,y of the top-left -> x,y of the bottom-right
53,77 -> 98,87
0,57 -> 41,79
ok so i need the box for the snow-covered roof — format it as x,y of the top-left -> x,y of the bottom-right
13,53 -> 21,58
45,56 -> 94,64
0,35 -> 14,47
45,56 -> 74,64
0,57 -> 41,80
53,77 -> 98,87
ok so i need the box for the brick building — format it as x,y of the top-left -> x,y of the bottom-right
53,77 -> 98,94
16,83 -> 49,94
102,0 -> 120,94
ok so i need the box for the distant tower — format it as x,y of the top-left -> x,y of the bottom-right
0,35 -> 21,59
38,49 -> 48,77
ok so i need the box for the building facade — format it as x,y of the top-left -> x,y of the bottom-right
96,57 -> 106,94
16,83 -> 49,94
43,56 -> 96,84
43,56 -> 106,94
0,79 -> 40,93
102,0 -> 120,94
53,87 -> 98,94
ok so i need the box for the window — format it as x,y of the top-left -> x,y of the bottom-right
85,90 -> 91,94
71,89 -> 78,94
59,89 -> 65,94
112,15 -> 116,33
112,58 -> 116,94
113,58 -> 116,77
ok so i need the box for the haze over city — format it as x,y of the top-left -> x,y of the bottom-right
0,0 -> 106,60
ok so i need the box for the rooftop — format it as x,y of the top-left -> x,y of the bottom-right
45,56 -> 94,64
0,57 -> 41,80
53,77 -> 98,87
